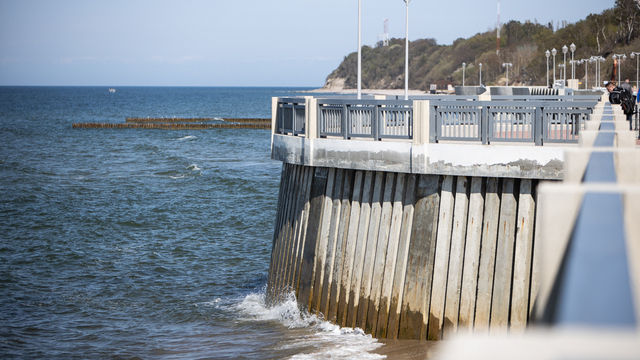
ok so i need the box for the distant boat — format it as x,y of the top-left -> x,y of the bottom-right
109,88 -> 116,93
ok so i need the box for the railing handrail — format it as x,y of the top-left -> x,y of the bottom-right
430,100 -> 598,108
316,98 -> 413,106
491,95 -> 602,102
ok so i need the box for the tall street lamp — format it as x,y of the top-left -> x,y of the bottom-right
569,60 -> 579,88
570,43 -> 576,84
502,63 -> 513,86
357,0 -> 362,100
630,52 -> 640,90
403,0 -> 411,100
562,45 -> 568,86
597,56 -> 605,87
552,48 -> 557,84
479,63 -> 482,85
545,50 -> 551,87
462,62 -> 466,86
590,55 -> 604,87
578,58 -> 591,89
613,54 -> 627,85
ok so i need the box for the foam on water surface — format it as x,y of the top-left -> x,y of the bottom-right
236,290 -> 385,359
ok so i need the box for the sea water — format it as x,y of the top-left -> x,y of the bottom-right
0,86 -> 383,359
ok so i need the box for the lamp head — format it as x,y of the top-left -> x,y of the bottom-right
631,53 -> 636,59
623,54 -> 627,60
613,54 -> 617,60
462,62 -> 466,67
562,45 -> 568,54
545,50 -> 550,58
570,43 -> 576,52
552,48 -> 557,56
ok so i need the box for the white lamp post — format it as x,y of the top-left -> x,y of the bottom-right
462,62 -> 466,86
403,0 -> 411,100
558,64 -> 565,84
545,50 -> 551,87
570,43 -> 576,84
597,56 -> 605,87
590,55 -> 603,87
578,59 -> 590,89
502,63 -> 513,86
630,52 -> 640,90
357,0 -> 361,100
552,48 -> 557,84
479,63 -> 482,85
613,53 -> 627,85
562,45 -> 568,86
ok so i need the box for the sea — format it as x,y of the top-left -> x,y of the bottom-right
0,87 -> 384,359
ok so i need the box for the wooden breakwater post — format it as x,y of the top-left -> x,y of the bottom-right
125,117 -> 271,123
72,123 -> 271,130
265,95 -> 599,340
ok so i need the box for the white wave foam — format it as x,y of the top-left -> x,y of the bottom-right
196,298 -> 222,308
187,164 -> 201,171
178,135 -> 196,141
236,291 -> 384,360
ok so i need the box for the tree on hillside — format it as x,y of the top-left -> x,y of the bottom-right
616,0 -> 640,44
322,2 -> 640,90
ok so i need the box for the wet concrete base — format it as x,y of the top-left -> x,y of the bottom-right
373,340 -> 440,359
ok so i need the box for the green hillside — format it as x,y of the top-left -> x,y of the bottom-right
323,0 -> 640,90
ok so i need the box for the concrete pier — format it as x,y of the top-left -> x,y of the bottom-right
264,93 -> 605,339
266,92 -> 639,346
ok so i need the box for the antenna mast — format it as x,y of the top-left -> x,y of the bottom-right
377,19 -> 389,47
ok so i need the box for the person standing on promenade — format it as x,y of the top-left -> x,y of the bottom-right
621,79 -> 633,94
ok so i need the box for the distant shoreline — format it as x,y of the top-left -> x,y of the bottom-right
298,88 -> 428,96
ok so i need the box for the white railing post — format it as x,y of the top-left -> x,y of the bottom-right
271,97 -> 279,136
412,100 -> 431,145
305,97 -> 318,140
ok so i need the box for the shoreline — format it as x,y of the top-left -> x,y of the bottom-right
299,87 -> 430,96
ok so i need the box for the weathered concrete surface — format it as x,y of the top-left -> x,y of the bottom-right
272,134 -> 566,179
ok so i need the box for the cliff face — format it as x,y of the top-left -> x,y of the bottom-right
322,1 -> 640,91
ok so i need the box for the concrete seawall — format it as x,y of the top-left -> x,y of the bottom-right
267,163 -> 540,340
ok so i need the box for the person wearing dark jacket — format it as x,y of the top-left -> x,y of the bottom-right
606,82 -> 634,128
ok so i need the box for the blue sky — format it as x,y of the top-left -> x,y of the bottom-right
0,0 -> 615,87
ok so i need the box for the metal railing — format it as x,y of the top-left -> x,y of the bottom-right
430,100 -> 596,145
274,97 -> 598,145
276,98 -> 307,136
317,99 -> 413,140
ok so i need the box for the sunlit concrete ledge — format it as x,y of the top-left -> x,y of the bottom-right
271,134 -> 567,179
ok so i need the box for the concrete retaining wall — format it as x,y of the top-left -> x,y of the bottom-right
267,163 -> 541,340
